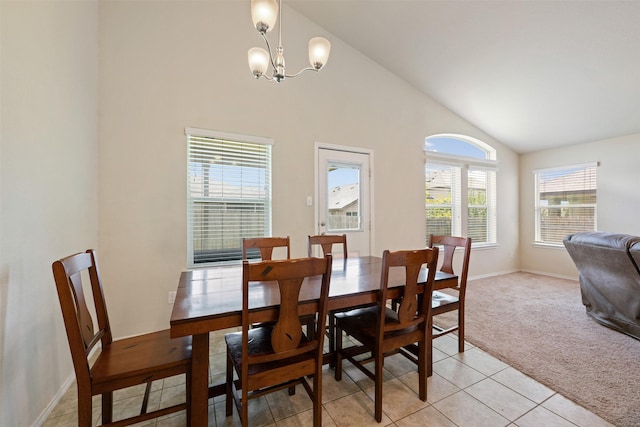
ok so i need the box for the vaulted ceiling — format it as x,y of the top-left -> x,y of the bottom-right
289,0 -> 640,153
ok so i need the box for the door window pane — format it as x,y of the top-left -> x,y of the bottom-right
327,163 -> 360,231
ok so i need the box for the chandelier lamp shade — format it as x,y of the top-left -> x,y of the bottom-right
248,0 -> 331,82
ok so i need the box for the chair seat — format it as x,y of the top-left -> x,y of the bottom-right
335,306 -> 420,347
431,290 -> 459,310
91,330 -> 192,391
225,327 -> 314,375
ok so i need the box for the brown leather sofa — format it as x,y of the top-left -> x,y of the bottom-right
563,232 -> 640,340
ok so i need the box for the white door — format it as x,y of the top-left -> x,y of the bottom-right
316,146 -> 372,256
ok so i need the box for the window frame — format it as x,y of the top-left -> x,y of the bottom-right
425,135 -> 498,246
186,127 -> 273,268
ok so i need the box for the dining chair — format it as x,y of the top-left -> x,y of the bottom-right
242,236 -> 290,261
428,234 -> 471,375
225,255 -> 332,427
334,247 -> 439,422
307,234 -> 348,258
52,249 -> 192,427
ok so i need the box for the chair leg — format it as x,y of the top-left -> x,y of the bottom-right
334,325 -> 343,381
241,385 -> 249,427
313,362 -> 322,426
185,371 -> 192,425
102,391 -> 113,425
374,349 -> 383,423
77,388 -> 92,427
225,351 -> 233,417
140,381 -> 152,414
328,313 -> 335,368
458,305 -> 465,353
418,339 -> 427,401
428,318 -> 434,377
306,316 -> 316,340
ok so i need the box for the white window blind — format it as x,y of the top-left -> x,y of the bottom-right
467,166 -> 496,244
535,162 -> 597,245
425,163 -> 461,238
186,129 -> 272,266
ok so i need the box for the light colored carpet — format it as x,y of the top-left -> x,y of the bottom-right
441,272 -> 640,427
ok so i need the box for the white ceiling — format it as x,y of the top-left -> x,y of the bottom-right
288,0 -> 640,153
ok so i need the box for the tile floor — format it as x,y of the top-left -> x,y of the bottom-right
43,330 -> 614,427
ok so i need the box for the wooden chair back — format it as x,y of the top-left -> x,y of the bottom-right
428,234 -> 472,366
53,250 -> 112,385
377,248 -> 439,338
429,234 -> 471,292
307,234 -> 348,259
242,236 -> 290,261
241,256 -> 332,363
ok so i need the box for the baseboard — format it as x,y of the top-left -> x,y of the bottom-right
33,374 -> 75,427
468,269 -> 578,282
519,269 -> 578,281
467,269 -> 520,281
33,345 -> 101,427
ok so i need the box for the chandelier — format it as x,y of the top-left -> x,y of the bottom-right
248,0 -> 331,82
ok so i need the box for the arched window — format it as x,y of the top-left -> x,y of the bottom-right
425,134 -> 497,245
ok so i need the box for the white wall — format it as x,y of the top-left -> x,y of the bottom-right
519,132 -> 640,278
0,1 -> 99,425
0,1 -> 520,424
98,1 -> 520,337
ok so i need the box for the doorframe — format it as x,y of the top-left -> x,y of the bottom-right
314,142 -> 375,256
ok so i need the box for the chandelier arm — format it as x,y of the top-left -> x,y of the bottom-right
285,67 -> 319,79
260,32 -> 278,71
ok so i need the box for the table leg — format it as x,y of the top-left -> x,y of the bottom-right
190,332 -> 209,426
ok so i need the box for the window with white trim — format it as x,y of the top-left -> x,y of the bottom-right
425,134 -> 497,245
186,128 -> 272,266
534,162 -> 597,245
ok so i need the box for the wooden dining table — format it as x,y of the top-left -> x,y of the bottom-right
170,255 -> 457,426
